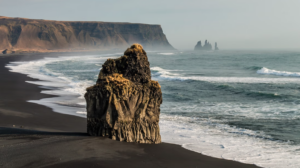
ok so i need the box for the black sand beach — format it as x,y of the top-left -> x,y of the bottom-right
0,53 -> 260,168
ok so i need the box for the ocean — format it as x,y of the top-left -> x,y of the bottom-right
6,50 -> 300,168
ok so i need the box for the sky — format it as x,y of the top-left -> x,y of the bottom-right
0,0 -> 299,50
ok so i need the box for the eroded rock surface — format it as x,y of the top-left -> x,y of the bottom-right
85,44 -> 162,144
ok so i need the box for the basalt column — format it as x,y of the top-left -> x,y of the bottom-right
85,44 -> 162,144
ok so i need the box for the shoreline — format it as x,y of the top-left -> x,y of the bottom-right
0,53 -> 260,168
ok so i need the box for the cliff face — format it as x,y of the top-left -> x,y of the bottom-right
0,16 -> 174,52
85,44 -> 162,144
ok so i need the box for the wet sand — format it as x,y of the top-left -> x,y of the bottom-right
0,53 -> 260,168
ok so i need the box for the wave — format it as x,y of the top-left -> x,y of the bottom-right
5,54 -> 121,118
151,67 -> 300,84
157,53 -> 174,55
160,114 -> 300,168
161,100 -> 300,120
6,59 -> 94,99
257,67 -> 300,77
215,84 -> 285,99
247,66 -> 263,71
5,54 -> 120,97
245,91 -> 282,99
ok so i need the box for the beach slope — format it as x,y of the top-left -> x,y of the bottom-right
0,54 -> 260,168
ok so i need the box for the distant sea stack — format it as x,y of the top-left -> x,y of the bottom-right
194,40 -> 219,51
215,42 -> 219,50
85,44 -> 162,144
0,16 -> 174,53
194,41 -> 203,50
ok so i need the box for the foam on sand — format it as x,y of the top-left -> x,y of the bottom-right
160,114 -> 300,168
5,54 -> 120,117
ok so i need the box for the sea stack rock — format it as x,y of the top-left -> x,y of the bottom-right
215,42 -> 219,50
203,40 -> 212,50
85,44 -> 162,144
194,41 -> 203,50
194,40 -> 212,50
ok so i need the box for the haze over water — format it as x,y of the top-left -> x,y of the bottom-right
6,49 -> 300,168
1,0 -> 300,50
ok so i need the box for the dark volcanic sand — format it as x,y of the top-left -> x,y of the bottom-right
0,53 -> 260,168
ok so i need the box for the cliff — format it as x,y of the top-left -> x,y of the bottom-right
85,44 -> 162,144
0,16 -> 174,53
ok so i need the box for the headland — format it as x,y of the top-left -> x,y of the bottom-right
0,16 -> 174,54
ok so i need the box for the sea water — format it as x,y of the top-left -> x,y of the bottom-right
6,50 -> 300,168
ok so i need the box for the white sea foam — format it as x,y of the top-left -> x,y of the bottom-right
160,114 -> 300,168
151,67 -> 181,77
28,96 -> 86,117
257,67 -> 300,77
7,60 -> 91,99
157,53 -> 174,55
5,54 -> 117,98
5,54 -> 119,117
151,67 -> 300,83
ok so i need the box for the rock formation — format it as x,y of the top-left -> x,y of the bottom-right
2,49 -> 15,54
215,42 -> 219,50
194,41 -> 202,50
85,44 -> 162,144
203,40 -> 212,50
0,16 -> 174,52
194,40 -> 213,50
